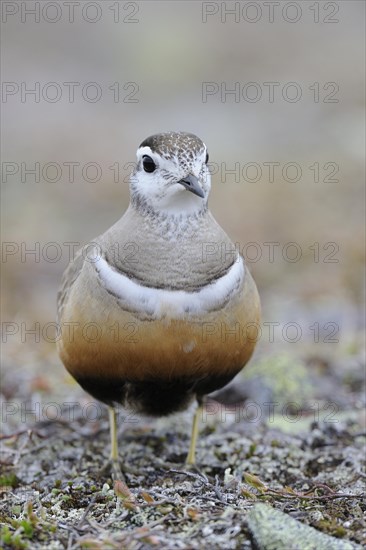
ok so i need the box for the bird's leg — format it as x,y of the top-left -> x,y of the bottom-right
109,406 -> 119,463
100,406 -> 142,480
186,398 -> 203,466
100,406 -> 124,480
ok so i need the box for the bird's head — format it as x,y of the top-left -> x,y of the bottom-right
130,132 -> 210,216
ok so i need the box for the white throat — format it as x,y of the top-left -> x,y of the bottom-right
155,185 -> 206,216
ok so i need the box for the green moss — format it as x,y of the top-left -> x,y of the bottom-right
0,473 -> 20,488
0,525 -> 30,550
317,519 -> 348,538
18,520 -> 34,538
0,525 -> 28,549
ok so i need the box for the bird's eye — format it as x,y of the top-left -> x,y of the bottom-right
142,155 -> 156,173
205,151 -> 209,164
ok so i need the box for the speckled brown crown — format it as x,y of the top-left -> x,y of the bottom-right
139,132 -> 206,160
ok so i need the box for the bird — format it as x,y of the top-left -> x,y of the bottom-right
57,131 -> 260,475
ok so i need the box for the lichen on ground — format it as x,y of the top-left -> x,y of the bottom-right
1,347 -> 365,549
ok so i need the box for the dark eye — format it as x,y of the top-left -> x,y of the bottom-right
142,155 -> 156,173
205,151 -> 209,164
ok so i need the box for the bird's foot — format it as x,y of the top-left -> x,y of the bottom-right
184,461 -> 203,474
99,457 -> 125,481
99,458 -> 140,481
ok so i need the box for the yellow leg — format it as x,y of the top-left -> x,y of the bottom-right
186,404 -> 202,465
108,406 -> 119,461
100,407 -> 123,479
104,407 -> 135,480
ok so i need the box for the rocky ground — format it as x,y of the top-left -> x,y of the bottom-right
1,340 -> 365,549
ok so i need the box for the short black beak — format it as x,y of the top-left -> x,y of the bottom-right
178,174 -> 205,198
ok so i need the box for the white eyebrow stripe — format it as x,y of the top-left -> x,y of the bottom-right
94,254 -> 245,319
137,146 -> 155,158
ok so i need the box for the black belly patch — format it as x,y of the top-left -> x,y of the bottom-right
75,372 -> 237,416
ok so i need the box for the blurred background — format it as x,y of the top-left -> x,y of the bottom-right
1,1 -> 365,411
